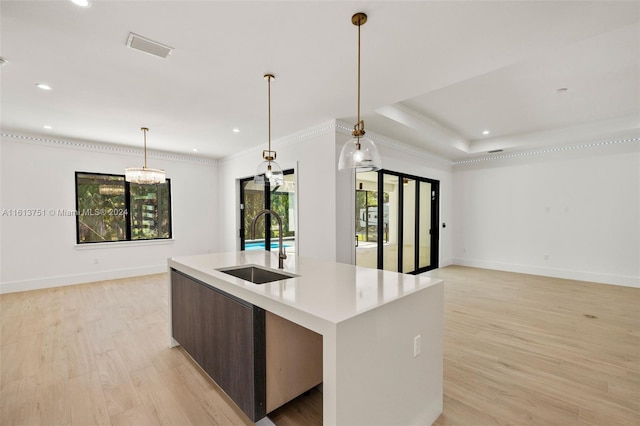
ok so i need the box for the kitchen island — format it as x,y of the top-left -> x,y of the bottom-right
168,250 -> 443,425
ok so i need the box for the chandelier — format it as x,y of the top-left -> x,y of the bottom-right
125,127 -> 166,184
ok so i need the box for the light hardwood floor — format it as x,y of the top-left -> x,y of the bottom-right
1,267 -> 638,425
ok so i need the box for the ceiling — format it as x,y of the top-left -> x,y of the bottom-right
1,1 -> 638,161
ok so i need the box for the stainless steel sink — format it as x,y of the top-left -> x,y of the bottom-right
216,265 -> 298,284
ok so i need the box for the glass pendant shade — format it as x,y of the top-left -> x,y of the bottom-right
339,12 -> 382,173
125,167 -> 166,184
254,160 -> 284,186
338,135 -> 382,172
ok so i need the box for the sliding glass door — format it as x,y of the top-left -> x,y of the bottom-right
240,170 -> 296,254
356,170 -> 439,274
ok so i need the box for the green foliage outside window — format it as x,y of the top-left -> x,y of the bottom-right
76,172 -> 172,244
356,189 -> 389,243
242,176 -> 295,243
129,182 -> 171,240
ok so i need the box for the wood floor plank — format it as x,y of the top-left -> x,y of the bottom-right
200,386 -> 255,426
0,376 -> 40,425
65,320 -> 97,379
35,374 -> 71,426
428,265 -> 640,426
111,326 -> 154,374
1,332 -> 43,386
128,365 -> 192,426
88,318 -> 119,356
95,350 -> 142,417
1,267 -> 637,425
40,319 -> 68,364
68,371 -> 111,426
110,404 -> 157,426
157,365 -> 224,426
433,395 -> 500,425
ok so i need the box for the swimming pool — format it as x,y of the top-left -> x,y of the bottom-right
245,241 -> 291,251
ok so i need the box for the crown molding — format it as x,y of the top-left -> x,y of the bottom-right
217,120 -> 337,165
1,132 -> 218,166
451,136 -> 640,166
4,127 -> 637,170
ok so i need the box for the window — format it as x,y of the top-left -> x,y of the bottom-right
75,172 -> 172,244
239,170 -> 296,253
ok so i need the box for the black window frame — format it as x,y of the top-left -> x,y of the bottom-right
75,171 -> 172,244
239,169 -> 295,251
374,170 -> 440,275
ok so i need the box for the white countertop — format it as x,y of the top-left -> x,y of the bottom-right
169,250 -> 445,425
169,250 -> 442,328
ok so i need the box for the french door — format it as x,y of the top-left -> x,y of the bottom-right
239,170 -> 296,253
356,170 -> 439,274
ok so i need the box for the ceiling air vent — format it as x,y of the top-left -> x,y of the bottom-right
488,149 -> 503,154
126,33 -> 173,59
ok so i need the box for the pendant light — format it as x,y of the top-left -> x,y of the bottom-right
125,127 -> 166,184
338,12 -> 382,173
254,74 -> 284,186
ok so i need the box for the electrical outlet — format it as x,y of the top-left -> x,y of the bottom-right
413,335 -> 421,357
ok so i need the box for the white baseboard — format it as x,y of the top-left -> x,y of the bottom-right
451,258 -> 639,288
438,257 -> 454,268
0,265 -> 167,294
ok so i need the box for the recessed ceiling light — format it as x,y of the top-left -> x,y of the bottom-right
192,148 -> 198,153
43,125 -> 53,130
70,0 -> 90,7
482,130 -> 490,136
36,83 -> 52,91
233,128 -> 240,133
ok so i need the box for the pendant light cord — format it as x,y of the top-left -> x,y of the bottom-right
142,127 -> 148,169
268,76 -> 272,154
262,74 -> 275,161
357,20 -> 361,129
352,13 -> 366,138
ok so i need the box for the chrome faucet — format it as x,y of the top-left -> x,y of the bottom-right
250,209 -> 287,269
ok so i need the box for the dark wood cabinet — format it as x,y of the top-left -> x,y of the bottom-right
171,269 -> 266,421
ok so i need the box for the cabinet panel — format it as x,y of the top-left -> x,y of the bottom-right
170,269 -> 266,421
171,270 -> 205,365
266,311 -> 322,413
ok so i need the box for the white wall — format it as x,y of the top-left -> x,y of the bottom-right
452,141 -> 640,287
0,133 -> 218,293
217,121 -> 338,262
7,125 -> 631,292
217,121 -> 454,268
0,121 -> 453,294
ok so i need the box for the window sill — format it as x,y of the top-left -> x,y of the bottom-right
75,239 -> 175,250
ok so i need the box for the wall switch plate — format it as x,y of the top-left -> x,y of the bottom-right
413,335 -> 421,357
